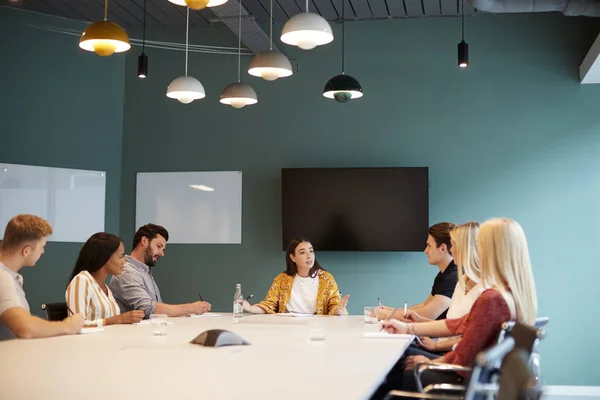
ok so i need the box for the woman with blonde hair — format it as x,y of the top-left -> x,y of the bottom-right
448,221 -> 483,317
375,218 -> 537,394
404,221 -> 485,354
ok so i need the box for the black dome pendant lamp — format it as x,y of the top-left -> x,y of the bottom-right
323,0 -> 363,103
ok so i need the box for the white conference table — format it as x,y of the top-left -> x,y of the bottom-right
0,314 -> 412,400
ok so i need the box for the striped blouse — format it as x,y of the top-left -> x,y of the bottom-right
65,271 -> 120,327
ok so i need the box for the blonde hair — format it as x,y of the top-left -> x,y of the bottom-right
478,218 -> 537,325
0,214 -> 53,252
450,221 -> 481,288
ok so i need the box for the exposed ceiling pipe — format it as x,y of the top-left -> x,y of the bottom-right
467,0 -> 600,16
211,0 -> 274,54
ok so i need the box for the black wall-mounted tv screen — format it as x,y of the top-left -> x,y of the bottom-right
281,167 -> 429,252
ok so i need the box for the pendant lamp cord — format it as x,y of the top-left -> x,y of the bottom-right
185,6 -> 189,76
269,0 -> 273,50
142,0 -> 147,53
341,0 -> 345,73
305,0 -> 309,13
104,0 -> 108,21
238,0 -> 242,82
461,0 -> 464,41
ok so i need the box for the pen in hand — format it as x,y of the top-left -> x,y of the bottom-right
67,306 -> 92,327
414,335 -> 424,346
245,294 -> 254,301
198,292 -> 204,302
380,308 -> 399,331
404,300 -> 408,319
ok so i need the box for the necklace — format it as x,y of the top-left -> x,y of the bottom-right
464,278 -> 471,295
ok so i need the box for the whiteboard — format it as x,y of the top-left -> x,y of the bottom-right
0,163 -> 106,242
135,171 -> 242,244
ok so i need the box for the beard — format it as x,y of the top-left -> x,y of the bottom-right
144,247 -> 156,267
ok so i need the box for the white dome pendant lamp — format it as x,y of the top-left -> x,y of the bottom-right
248,0 -> 292,81
166,7 -> 206,104
280,0 -> 333,50
323,0 -> 363,103
220,0 -> 257,108
167,0 -> 228,11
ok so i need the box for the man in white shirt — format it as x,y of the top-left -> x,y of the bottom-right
0,214 -> 84,340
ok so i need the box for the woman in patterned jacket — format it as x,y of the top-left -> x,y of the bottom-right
243,237 -> 349,315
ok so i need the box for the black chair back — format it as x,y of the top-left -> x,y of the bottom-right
41,302 -> 68,321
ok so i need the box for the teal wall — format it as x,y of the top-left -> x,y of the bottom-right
120,14 -> 600,386
1,5 -> 599,387
0,8 -> 125,315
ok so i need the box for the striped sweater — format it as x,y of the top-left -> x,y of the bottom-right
66,271 -> 120,326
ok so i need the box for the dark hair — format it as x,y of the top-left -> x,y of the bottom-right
69,232 -> 122,281
428,222 -> 455,250
284,237 -> 324,278
132,224 -> 169,251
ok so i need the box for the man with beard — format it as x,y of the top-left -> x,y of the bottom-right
109,224 -> 211,318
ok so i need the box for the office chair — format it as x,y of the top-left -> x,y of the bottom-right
384,322 -> 544,400
496,347 -> 543,400
497,316 -> 549,384
41,302 -> 68,321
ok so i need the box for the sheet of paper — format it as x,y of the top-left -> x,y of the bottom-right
80,326 -> 104,334
135,320 -> 174,325
275,313 -> 313,318
189,313 -> 222,318
361,332 -> 414,340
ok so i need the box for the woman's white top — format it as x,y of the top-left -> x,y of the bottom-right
286,274 -> 319,314
446,279 -> 485,319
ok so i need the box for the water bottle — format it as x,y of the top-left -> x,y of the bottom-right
233,283 -> 243,324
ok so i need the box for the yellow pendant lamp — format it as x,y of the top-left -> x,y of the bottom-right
185,0 -> 209,10
79,0 -> 130,56
168,0 -> 228,11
